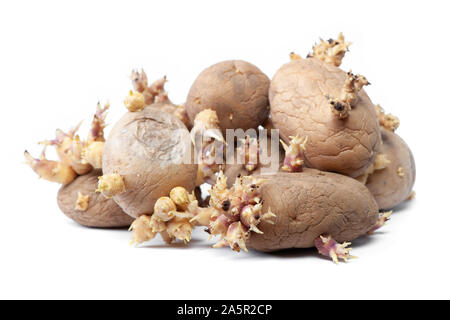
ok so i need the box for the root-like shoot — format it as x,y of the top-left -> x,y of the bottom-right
281,135 -> 308,172
24,149 -> 77,184
69,136 -> 92,175
328,71 -> 370,119
88,102 -> 109,143
39,123 -> 81,166
367,210 -> 392,235
315,235 -> 355,264
191,109 -> 225,185
237,136 -> 259,172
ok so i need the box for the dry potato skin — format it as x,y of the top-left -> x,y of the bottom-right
57,170 -> 134,228
102,106 -> 197,218
247,169 -> 379,252
155,101 -> 177,115
366,128 -> 416,209
186,60 -> 270,132
269,58 -> 381,177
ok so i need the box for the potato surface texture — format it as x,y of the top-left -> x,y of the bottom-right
269,58 -> 381,177
247,169 -> 379,252
102,106 -> 197,218
57,170 -> 134,227
186,60 -> 270,132
366,128 -> 415,209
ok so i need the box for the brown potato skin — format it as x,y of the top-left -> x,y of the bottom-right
156,101 -> 177,115
57,170 -> 134,228
269,58 -> 381,177
185,60 -> 270,133
247,169 -> 379,252
102,106 -> 197,218
366,128 -> 416,210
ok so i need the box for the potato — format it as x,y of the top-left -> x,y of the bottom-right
102,106 -> 197,218
269,58 -> 381,177
185,60 -> 270,133
247,169 -> 379,252
57,170 -> 134,228
154,101 -> 191,129
365,128 -> 416,210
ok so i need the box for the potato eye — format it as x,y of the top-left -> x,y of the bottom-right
222,200 -> 230,211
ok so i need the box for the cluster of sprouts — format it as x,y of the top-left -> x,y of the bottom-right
130,70 -> 168,107
206,172 -> 276,252
126,70 -> 192,127
290,33 -> 368,120
130,172 -> 276,253
375,105 -> 400,132
130,186 -> 214,245
307,32 -> 352,67
25,102 -> 110,184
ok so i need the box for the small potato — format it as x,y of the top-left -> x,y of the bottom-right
365,128 -> 416,210
247,169 -> 379,252
102,106 -> 197,218
185,60 -> 270,133
269,58 -> 381,177
57,170 -> 134,228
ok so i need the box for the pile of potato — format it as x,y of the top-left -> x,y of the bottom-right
25,33 -> 415,263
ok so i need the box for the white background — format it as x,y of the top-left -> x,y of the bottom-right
1,0 -> 449,299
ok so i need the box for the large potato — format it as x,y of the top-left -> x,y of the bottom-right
366,128 -> 415,210
57,170 -> 134,228
102,106 -> 197,218
269,58 -> 381,177
247,169 -> 379,252
185,60 -> 270,133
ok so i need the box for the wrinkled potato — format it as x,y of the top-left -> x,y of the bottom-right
365,128 -> 416,210
57,170 -> 134,228
185,60 -> 270,133
247,169 -> 379,252
102,106 -> 197,218
269,58 -> 381,177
